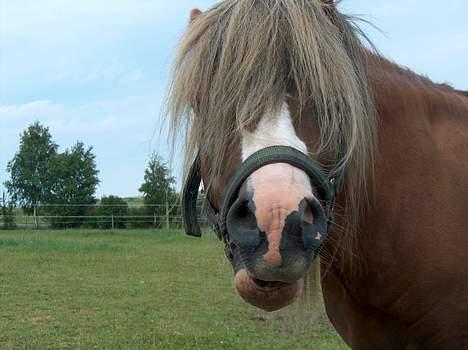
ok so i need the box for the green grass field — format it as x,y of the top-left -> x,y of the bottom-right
0,229 -> 347,349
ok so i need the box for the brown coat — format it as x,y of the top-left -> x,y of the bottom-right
322,53 -> 468,349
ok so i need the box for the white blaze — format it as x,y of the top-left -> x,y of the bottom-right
241,102 -> 314,267
242,102 -> 308,159
241,102 -> 312,192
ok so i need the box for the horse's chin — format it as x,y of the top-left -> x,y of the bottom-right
234,269 -> 303,312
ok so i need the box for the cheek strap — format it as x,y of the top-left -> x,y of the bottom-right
182,155 -> 203,237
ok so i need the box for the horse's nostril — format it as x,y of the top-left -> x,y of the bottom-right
226,196 -> 261,249
300,198 -> 328,252
229,199 -> 256,224
234,200 -> 253,219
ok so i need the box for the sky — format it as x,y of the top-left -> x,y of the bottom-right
1,0 -> 467,198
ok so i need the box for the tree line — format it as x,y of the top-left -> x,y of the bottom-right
1,122 -> 179,229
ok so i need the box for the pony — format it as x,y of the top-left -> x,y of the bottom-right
167,1 -> 468,348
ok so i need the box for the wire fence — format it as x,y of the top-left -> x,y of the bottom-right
0,203 -> 209,230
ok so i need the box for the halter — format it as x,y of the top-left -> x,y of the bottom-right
182,145 -> 345,261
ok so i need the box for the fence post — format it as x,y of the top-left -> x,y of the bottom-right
33,205 -> 38,229
111,215 -> 115,230
165,199 -> 170,230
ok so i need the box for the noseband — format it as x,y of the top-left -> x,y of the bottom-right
182,145 -> 345,261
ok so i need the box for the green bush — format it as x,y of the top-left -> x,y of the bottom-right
1,193 -> 16,230
127,206 -> 153,229
96,196 -> 129,229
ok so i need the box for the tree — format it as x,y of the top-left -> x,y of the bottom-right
5,122 -> 58,214
48,142 -> 100,228
96,195 -> 129,229
138,153 -> 178,227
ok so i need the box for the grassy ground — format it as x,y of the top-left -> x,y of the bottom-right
0,229 -> 348,349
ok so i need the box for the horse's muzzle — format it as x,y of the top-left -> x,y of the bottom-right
226,193 -> 327,282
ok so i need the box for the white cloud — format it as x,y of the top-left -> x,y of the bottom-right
1,93 -> 162,135
0,100 -> 63,121
78,64 -> 145,86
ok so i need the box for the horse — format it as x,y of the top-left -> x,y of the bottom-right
167,1 -> 468,348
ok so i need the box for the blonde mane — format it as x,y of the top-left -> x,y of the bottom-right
167,0 -> 377,252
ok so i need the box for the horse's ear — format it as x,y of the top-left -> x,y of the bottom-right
322,0 -> 335,4
322,0 -> 336,10
322,0 -> 338,24
190,8 -> 203,22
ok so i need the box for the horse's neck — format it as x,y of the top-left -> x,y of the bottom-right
333,52 -> 468,287
368,53 -> 468,119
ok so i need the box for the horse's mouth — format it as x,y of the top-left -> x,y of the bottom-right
251,277 -> 288,290
234,269 -> 303,312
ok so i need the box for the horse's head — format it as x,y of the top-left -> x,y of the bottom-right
169,0 -> 375,312
199,101 -> 336,312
